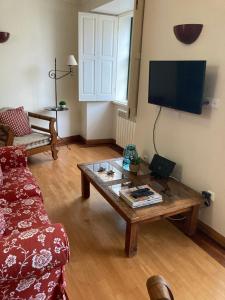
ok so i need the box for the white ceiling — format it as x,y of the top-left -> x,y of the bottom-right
93,0 -> 134,15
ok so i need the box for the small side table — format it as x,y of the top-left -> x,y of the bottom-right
45,106 -> 69,134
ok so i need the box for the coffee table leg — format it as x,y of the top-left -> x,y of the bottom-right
81,171 -> 90,199
125,222 -> 139,257
185,205 -> 200,236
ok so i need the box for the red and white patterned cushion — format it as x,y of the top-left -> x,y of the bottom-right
0,145 -> 27,172
0,210 -> 6,236
0,107 -> 32,137
0,167 -> 42,202
0,224 -> 69,299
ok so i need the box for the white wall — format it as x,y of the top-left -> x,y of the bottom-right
81,103 -> 87,139
82,102 -> 114,140
0,0 -> 81,137
135,0 -> 225,235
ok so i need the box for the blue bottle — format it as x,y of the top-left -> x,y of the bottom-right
123,144 -> 138,171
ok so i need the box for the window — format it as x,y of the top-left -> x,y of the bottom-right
78,12 -> 133,103
78,13 -> 118,101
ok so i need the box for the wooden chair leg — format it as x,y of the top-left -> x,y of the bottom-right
51,145 -> 58,160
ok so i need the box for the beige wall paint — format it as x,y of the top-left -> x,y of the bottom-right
135,0 -> 225,235
0,0 -> 81,137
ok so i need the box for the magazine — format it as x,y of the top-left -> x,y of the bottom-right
119,185 -> 162,208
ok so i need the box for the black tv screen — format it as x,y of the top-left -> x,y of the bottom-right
148,60 -> 206,114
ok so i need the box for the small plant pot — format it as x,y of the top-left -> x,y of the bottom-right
129,164 -> 139,173
60,105 -> 66,109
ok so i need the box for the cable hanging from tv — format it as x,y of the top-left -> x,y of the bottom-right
153,106 -> 162,155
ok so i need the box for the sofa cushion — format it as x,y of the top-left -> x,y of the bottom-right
0,224 -> 69,300
0,145 -> 27,172
0,210 -> 6,236
0,196 -> 50,236
14,131 -> 51,150
0,107 -> 32,137
0,167 -> 42,202
3,167 -> 38,186
0,165 -> 3,186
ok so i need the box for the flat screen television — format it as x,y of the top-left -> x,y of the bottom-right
148,60 -> 206,114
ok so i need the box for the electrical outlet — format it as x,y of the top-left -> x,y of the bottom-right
207,191 -> 215,202
202,190 -> 215,207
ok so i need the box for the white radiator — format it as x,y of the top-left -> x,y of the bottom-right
116,110 -> 136,148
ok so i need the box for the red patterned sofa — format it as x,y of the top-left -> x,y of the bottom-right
0,146 -> 69,300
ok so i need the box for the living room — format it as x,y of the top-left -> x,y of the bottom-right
0,0 -> 225,299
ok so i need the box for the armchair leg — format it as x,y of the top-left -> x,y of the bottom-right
51,145 -> 58,160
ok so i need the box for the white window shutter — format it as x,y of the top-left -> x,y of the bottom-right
96,15 -> 118,101
79,13 -> 118,102
79,13 -> 98,101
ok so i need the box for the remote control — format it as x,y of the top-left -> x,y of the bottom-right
131,188 -> 154,199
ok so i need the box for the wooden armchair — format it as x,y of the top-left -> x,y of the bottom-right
0,112 -> 58,160
147,276 -> 174,300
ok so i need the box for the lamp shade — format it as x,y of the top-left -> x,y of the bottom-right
67,55 -> 77,66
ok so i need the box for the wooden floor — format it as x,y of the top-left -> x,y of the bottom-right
29,144 -> 225,300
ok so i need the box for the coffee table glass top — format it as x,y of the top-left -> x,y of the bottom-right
84,158 -> 170,206
114,158 -> 150,176
87,161 -> 126,182
86,158 -> 150,184
108,181 -> 134,197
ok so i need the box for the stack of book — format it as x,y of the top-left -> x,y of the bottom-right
119,185 -> 162,208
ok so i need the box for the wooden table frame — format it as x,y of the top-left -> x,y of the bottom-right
78,158 -> 201,257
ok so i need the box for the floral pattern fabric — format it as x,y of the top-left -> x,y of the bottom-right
0,146 -> 70,299
0,146 -> 27,172
0,165 -> 3,186
0,210 -> 6,236
1,167 -> 42,202
0,224 -> 69,280
0,196 -> 49,236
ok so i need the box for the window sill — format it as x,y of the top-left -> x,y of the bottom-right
112,100 -> 128,107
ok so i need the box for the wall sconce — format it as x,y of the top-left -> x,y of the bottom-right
174,24 -> 203,44
0,32 -> 10,43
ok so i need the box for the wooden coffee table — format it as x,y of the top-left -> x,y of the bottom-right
78,158 -> 201,257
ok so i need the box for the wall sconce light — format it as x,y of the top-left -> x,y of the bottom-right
174,24 -> 203,44
0,32 -> 10,43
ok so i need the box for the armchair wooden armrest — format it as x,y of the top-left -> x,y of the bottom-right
28,112 -> 58,160
28,112 -> 56,122
147,276 -> 174,300
28,112 -> 57,139
0,123 -> 14,146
